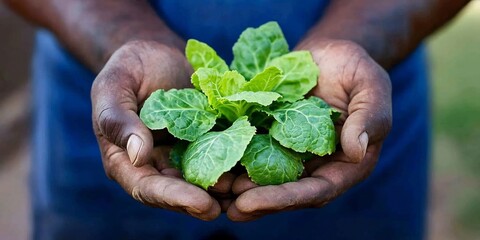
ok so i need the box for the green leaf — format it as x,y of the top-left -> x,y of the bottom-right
241,66 -> 282,92
330,109 -> 342,122
241,135 -> 304,185
270,98 -> 336,156
213,100 -> 248,123
186,39 -> 229,73
194,68 -> 280,122
190,71 -> 202,90
231,22 -> 289,80
169,141 -> 189,170
220,71 -> 247,96
249,110 -> 274,130
307,95 -> 331,109
195,68 -> 246,108
193,68 -> 218,99
308,96 -> 342,122
267,51 -> 319,102
223,91 -> 281,106
216,91 -> 280,122
182,117 -> 256,189
140,89 -> 217,141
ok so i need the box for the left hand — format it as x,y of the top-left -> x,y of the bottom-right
91,41 -> 224,220
227,39 -> 392,221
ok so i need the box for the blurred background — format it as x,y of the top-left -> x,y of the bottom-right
0,2 -> 479,239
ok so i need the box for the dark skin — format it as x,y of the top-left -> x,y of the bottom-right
4,0 -> 470,221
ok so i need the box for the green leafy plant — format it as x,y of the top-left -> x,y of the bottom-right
140,22 -> 339,189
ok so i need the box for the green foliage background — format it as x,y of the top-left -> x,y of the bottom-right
428,2 -> 480,238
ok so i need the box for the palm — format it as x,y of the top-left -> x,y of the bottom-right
91,41 -> 223,220
227,40 -> 392,221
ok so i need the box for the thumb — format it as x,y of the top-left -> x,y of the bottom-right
92,68 -> 153,167
341,108 -> 390,163
96,107 -> 153,167
340,65 -> 392,163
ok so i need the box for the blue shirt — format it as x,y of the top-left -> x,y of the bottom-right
31,1 -> 430,239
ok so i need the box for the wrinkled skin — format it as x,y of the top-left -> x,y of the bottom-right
91,39 -> 392,221
5,0 -> 464,226
91,41 -> 227,221
227,39 -> 392,221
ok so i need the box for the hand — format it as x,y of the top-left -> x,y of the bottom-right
91,40 -> 222,220
227,39 -> 392,221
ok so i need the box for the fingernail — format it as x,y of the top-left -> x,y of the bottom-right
358,132 -> 369,159
127,134 -> 143,165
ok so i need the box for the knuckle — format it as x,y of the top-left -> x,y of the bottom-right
101,146 -> 124,180
315,192 -> 336,208
102,163 -> 114,180
336,40 -> 367,55
337,46 -> 369,85
97,107 -> 127,146
131,185 -> 146,204
312,177 -> 338,206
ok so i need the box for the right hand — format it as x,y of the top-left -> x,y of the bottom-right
91,40 -> 222,220
227,40 -> 392,221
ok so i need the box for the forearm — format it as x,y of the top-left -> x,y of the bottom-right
4,0 -> 184,72
299,0 -> 470,69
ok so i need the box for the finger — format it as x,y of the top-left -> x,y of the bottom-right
341,58 -> 392,162
219,199 -> 233,213
232,173 -> 258,195
151,146 -> 182,177
228,145 -> 381,221
209,172 -> 236,194
92,65 -> 153,167
160,168 -> 182,178
228,177 -> 333,221
304,157 -> 329,175
99,137 -> 221,221
227,203 -> 264,222
151,146 -> 172,170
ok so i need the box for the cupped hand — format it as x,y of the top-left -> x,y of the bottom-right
91,40 -> 224,220
227,39 -> 392,221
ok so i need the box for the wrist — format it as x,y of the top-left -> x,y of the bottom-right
27,0 -> 186,73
